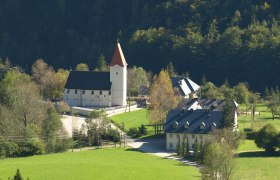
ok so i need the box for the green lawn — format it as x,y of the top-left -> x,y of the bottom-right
238,109 -> 280,131
237,140 -> 262,152
111,109 -> 154,136
233,151 -> 280,180
0,148 -> 200,180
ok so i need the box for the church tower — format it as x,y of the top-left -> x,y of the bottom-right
110,43 -> 127,106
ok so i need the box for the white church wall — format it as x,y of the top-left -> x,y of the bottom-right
64,89 -> 111,107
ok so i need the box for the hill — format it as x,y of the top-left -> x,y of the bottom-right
0,0 -> 280,91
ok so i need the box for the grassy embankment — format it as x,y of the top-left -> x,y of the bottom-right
111,109 -> 155,137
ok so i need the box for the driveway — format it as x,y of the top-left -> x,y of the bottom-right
127,135 -> 175,157
127,135 -> 202,168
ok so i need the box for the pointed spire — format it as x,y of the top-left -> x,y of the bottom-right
110,42 -> 127,67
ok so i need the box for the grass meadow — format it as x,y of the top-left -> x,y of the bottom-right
0,148 -> 200,180
111,109 -> 154,136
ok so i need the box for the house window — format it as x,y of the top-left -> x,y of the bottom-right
92,90 -> 94,95
109,91 -> 111,95
192,134 -> 195,139
184,121 -> 189,129
169,143 -> 173,148
116,72 -> 118,75
67,89 -> 70,93
199,135 -> 203,139
173,121 -> 178,129
104,95 -> 106,98
100,91 -> 102,95
169,133 -> 173,138
200,122 -> 205,129
75,90 -> 77,94
82,90 -> 85,94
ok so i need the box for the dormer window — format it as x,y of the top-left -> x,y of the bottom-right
184,121 -> 190,129
200,122 -> 205,129
173,121 -> 178,129
211,123 -> 217,130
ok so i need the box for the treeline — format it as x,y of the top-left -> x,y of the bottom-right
0,60 -> 71,158
0,0 -> 280,91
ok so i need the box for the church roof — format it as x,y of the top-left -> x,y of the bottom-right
110,43 -> 127,67
65,71 -> 111,90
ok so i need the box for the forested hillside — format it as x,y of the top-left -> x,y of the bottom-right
0,0 -> 280,91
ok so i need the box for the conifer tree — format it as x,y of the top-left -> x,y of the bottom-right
13,169 -> 23,180
221,100 -> 235,128
176,134 -> 181,156
194,137 -> 199,161
181,135 -> 186,156
186,137 -> 190,157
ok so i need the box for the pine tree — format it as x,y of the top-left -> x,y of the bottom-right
13,169 -> 23,180
221,100 -> 235,128
96,54 -> 109,72
264,86 -> 270,100
165,62 -> 177,77
194,137 -> 199,161
181,135 -> 186,156
176,134 -> 181,156
186,137 -> 190,157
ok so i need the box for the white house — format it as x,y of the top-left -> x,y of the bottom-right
171,77 -> 200,99
63,43 -> 127,107
164,99 -> 238,151
164,109 -> 221,150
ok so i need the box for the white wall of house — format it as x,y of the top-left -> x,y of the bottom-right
166,133 -> 209,151
110,64 -> 127,106
63,89 -> 111,107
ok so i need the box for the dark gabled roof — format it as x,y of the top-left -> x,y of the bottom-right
65,71 -> 111,90
171,77 -> 200,96
164,109 -> 222,134
177,98 -> 238,111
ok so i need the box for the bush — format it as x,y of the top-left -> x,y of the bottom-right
17,139 -> 45,156
138,124 -> 147,135
255,124 -> 278,154
127,127 -> 141,138
246,131 -> 257,140
0,137 -> 18,158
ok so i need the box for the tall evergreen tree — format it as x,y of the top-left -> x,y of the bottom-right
221,100 -> 235,128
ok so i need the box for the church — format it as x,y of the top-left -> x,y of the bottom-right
63,43 -> 127,107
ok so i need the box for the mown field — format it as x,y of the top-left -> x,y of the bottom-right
111,109 -> 154,136
0,148 -> 200,180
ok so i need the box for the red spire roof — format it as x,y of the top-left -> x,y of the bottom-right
110,43 -> 127,67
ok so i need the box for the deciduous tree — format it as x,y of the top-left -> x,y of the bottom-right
148,70 -> 177,134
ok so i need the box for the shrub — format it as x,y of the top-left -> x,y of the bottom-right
0,137 -> 18,158
127,128 -> 141,138
255,124 -> 278,154
17,139 -> 45,156
138,124 -> 147,135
